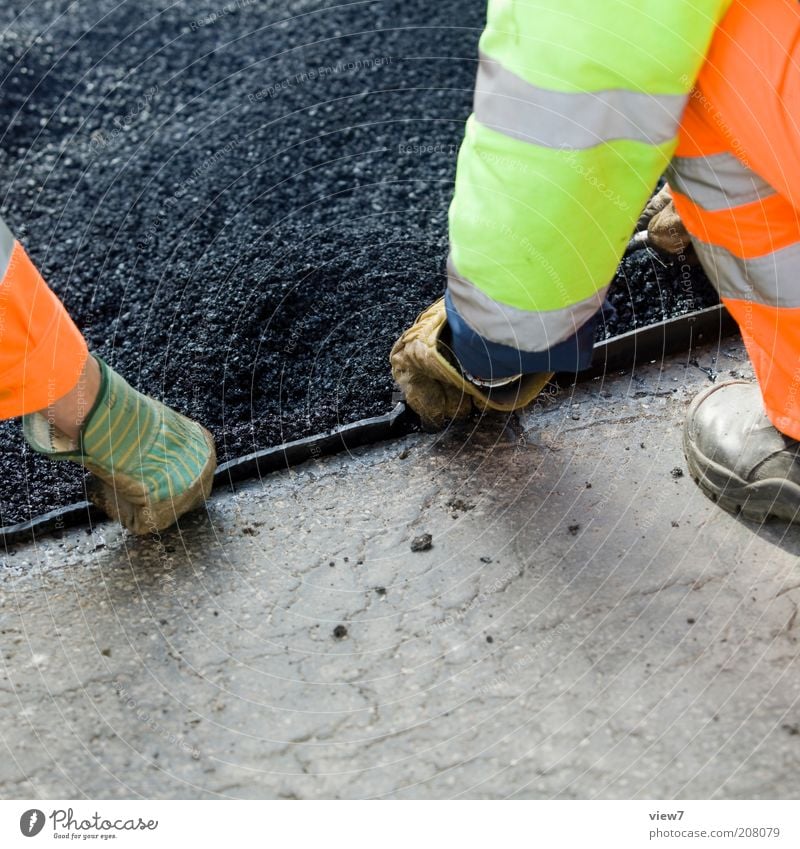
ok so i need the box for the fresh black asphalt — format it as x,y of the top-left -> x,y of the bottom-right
0,0 -> 717,526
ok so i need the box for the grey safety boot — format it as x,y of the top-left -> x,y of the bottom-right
683,380 -> 800,523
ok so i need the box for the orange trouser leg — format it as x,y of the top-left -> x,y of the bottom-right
670,0 -> 800,439
0,216 -> 88,420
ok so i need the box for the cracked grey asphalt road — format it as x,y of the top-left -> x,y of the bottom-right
2,339 -> 799,799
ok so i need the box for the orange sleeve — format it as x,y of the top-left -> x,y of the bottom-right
0,223 -> 88,420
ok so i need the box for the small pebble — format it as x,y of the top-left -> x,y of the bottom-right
333,625 -> 348,639
410,533 -> 433,552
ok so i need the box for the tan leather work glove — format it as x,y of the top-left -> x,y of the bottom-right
390,299 -> 553,430
637,185 -> 693,255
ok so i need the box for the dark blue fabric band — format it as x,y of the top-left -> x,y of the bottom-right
444,288 -> 602,377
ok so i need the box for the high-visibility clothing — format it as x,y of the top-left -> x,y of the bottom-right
446,0 -> 733,379
670,0 -> 800,439
0,216 -> 88,419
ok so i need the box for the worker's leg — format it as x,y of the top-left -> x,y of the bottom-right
48,355 -> 102,441
671,0 -> 800,520
0,215 -> 216,532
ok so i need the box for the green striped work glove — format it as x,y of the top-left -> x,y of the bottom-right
23,356 -> 216,534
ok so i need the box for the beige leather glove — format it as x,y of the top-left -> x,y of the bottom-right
390,299 -> 553,430
637,185 -> 693,255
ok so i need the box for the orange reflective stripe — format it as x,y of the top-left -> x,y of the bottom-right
722,296 -> 800,440
0,239 -> 88,420
672,188 -> 800,258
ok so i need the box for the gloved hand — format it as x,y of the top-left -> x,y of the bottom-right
23,356 -> 216,534
637,184 -> 693,255
390,299 -> 553,430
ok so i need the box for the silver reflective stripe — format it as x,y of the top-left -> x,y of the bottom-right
0,217 -> 15,281
447,257 -> 607,352
474,52 -> 687,150
668,154 -> 776,211
692,238 -> 800,308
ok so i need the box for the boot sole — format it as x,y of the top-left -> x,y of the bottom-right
682,420 -> 800,524
88,427 -> 217,534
